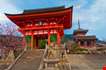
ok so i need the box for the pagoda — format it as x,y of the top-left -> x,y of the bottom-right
5,6 -> 73,49
73,19 -> 96,48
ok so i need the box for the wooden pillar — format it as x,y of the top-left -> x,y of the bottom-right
91,40 -> 95,47
78,41 -> 81,47
36,37 -> 38,48
48,31 -> 50,46
84,41 -> 87,47
31,34 -> 34,49
33,36 -> 36,48
57,32 -> 61,46
89,41 -> 91,47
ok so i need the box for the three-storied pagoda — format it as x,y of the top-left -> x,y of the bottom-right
73,19 -> 96,48
5,6 -> 73,49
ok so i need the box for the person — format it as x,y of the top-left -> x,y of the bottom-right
61,46 -> 64,58
64,43 -> 69,53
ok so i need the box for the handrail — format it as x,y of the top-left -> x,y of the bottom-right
38,44 -> 48,70
5,48 -> 26,70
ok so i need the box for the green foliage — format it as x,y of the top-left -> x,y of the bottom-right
39,39 -> 47,49
71,43 -> 79,50
97,48 -> 105,51
25,36 -> 31,43
71,43 -> 88,53
25,36 -> 31,49
26,46 -> 31,49
50,34 -> 57,42
61,37 -> 68,44
78,48 -> 88,51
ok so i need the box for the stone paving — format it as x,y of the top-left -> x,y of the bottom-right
0,64 -> 9,70
1,49 -> 106,70
10,49 -> 44,70
67,54 -> 106,70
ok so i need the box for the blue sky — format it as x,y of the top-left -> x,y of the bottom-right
0,0 -> 106,40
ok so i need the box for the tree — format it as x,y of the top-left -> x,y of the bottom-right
39,39 -> 47,49
5,23 -> 18,35
50,34 -> 57,42
25,36 -> 31,49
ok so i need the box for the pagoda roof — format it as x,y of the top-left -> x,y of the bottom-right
73,28 -> 88,35
23,6 -> 65,14
5,6 -> 71,16
5,6 -> 73,29
74,35 -> 96,40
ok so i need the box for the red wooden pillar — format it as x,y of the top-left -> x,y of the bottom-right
57,32 -> 61,46
36,37 -> 38,48
48,31 -> 50,46
31,33 -> 34,49
33,36 -> 37,48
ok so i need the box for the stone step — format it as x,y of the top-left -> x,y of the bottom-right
10,49 -> 44,70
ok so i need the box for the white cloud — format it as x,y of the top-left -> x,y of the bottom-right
0,0 -> 22,14
0,0 -> 23,22
65,0 -> 106,39
0,0 -> 22,35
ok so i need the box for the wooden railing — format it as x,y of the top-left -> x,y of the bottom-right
38,44 -> 48,70
38,44 -> 72,70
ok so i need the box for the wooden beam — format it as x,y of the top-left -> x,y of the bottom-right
21,24 -> 64,30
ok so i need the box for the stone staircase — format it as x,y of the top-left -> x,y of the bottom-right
38,45 -> 71,70
10,49 -> 44,70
